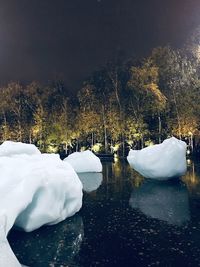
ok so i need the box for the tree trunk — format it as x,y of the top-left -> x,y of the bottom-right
17,120 -> 22,142
3,111 -> 8,141
189,134 -> 193,152
158,113 -> 162,144
172,88 -> 181,139
122,136 -> 125,157
29,131 -> 32,144
102,105 -> 108,153
91,132 -> 94,147
141,136 -> 144,149
76,140 -> 79,152
104,127 -> 108,153
65,143 -> 68,155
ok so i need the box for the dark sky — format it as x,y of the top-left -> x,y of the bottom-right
0,0 -> 200,90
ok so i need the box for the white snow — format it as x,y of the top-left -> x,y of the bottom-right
0,141 -> 83,267
129,179 -> 190,226
0,141 -> 41,157
127,137 -> 187,180
64,150 -> 102,173
78,173 -> 103,192
0,215 -> 21,267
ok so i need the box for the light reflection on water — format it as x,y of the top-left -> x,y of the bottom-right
182,161 -> 200,195
129,179 -> 190,226
9,160 -> 200,267
78,173 -> 103,193
9,215 -> 84,267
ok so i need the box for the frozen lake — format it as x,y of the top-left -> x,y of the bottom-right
8,159 -> 200,267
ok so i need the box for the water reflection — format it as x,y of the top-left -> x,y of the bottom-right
129,179 -> 190,226
182,162 -> 200,194
9,160 -> 200,267
78,173 -> 103,192
9,215 -> 84,267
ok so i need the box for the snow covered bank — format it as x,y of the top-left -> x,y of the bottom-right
127,137 -> 187,180
129,179 -> 190,226
78,173 -> 103,192
0,141 -> 83,267
64,150 -> 102,173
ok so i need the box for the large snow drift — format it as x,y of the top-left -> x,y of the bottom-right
64,150 -> 102,173
0,141 -> 83,267
127,137 -> 187,180
129,179 -> 190,226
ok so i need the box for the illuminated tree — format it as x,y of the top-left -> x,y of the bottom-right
0,86 -> 12,141
77,84 -> 102,149
24,82 -> 51,149
0,82 -> 30,141
128,59 -> 166,144
151,46 -> 200,141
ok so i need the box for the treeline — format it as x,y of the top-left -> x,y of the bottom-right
1,45 -> 200,156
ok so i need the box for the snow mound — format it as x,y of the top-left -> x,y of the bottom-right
0,141 -> 41,157
127,137 -> 187,180
0,142 -> 83,267
0,215 -> 21,267
129,179 -> 190,226
64,150 -> 102,173
78,173 -> 103,192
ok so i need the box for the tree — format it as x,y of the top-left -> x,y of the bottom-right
25,82 -> 50,149
77,84 -> 102,149
128,59 -> 166,144
151,46 -> 200,141
0,82 -> 30,141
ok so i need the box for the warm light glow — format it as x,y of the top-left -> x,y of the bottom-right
111,143 -> 120,152
114,153 -> 119,163
46,144 -> 58,153
127,140 -> 134,146
92,143 -> 102,153
144,140 -> 154,147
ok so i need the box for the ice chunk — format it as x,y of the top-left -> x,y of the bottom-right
0,215 -> 21,267
0,141 -> 41,157
0,154 -> 83,233
78,173 -> 103,192
0,142 -> 83,267
129,179 -> 190,226
127,137 -> 187,180
64,150 -> 102,173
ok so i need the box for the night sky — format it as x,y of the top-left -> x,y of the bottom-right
0,0 -> 200,90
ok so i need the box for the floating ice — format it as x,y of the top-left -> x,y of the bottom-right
78,173 -> 103,192
127,137 -> 187,180
0,142 -> 83,267
129,179 -> 190,226
64,150 -> 102,173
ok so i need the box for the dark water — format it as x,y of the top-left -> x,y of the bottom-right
8,159 -> 200,267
